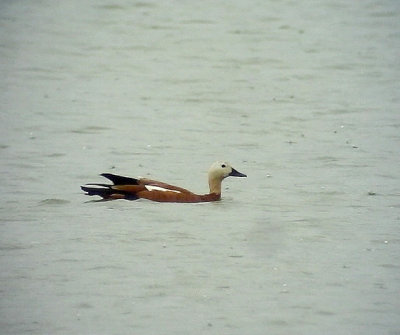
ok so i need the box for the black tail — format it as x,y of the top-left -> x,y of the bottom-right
81,185 -> 114,198
100,173 -> 139,185
81,184 -> 138,200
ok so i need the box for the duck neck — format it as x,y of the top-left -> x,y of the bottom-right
208,176 -> 223,195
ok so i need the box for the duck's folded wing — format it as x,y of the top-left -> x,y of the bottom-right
111,184 -> 147,193
138,178 -> 193,194
101,173 -> 139,185
113,181 -> 202,202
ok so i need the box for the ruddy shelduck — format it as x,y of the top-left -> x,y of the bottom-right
81,161 -> 246,203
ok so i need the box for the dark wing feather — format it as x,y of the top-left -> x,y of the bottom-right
101,173 -> 139,185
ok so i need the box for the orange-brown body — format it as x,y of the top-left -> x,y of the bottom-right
81,161 -> 246,203
111,182 -> 220,202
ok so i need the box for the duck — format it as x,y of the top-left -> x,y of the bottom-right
81,161 -> 246,203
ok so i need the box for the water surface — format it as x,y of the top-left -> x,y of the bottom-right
1,1 -> 399,334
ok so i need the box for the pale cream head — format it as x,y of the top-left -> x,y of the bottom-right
208,161 -> 234,180
207,161 -> 246,194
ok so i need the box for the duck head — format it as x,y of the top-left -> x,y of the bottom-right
208,161 -> 246,194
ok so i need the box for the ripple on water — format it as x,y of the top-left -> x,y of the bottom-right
0,244 -> 33,251
38,199 -> 70,206
70,126 -> 111,134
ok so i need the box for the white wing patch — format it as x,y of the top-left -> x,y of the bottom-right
85,184 -> 107,189
145,185 -> 181,193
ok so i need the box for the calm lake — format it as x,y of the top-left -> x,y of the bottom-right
1,1 -> 399,334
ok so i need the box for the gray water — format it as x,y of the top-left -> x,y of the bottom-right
1,1 -> 399,334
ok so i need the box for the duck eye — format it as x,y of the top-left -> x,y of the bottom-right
221,164 -> 226,168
